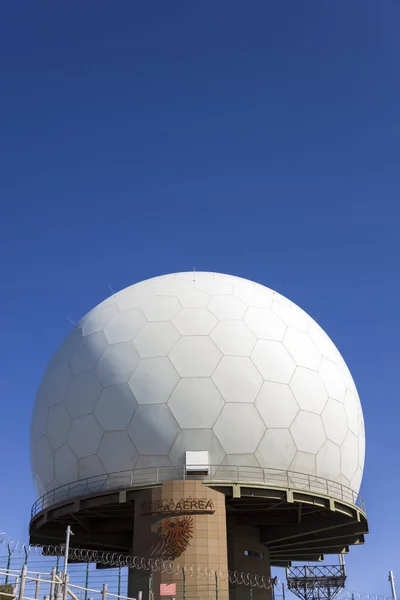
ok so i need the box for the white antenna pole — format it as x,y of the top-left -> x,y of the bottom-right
63,526 -> 73,580
389,571 -> 397,600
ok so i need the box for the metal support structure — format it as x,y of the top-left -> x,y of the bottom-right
287,564 -> 346,600
182,567 -> 186,600
63,526 -> 73,580
389,571 -> 397,600
215,571 -> 218,600
148,572 -> 153,600
17,565 -> 27,600
5,544 -> 12,584
85,562 -> 90,600
34,574 -> 41,600
117,566 -> 121,598
50,567 -> 56,600
62,575 -> 69,600
102,583 -> 108,600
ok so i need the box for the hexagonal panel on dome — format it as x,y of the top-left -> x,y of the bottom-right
308,324 -> 341,364
128,404 -> 179,455
213,404 -> 265,454
115,284 -> 156,312
98,432 -> 139,473
104,309 -> 147,344
208,295 -> 246,320
45,362 -> 74,408
244,307 -> 286,341
68,415 -> 103,458
319,358 -> 346,402
54,445 -> 78,485
358,429 -> 366,470
79,455 -> 106,479
172,308 -> 217,335
210,321 -> 256,357
290,451 -> 317,476
134,322 -> 180,358
321,399 -> 348,446
256,382 -> 299,428
252,341 -> 296,383
70,331 -> 108,375
169,429 -> 225,465
316,440 -> 341,480
169,336 -> 221,377
94,384 -> 138,430
222,454 -> 260,467
272,302 -> 309,332
290,412 -> 325,454
168,378 -> 224,428
142,296 -> 182,322
283,329 -> 321,370
344,389 -> 360,435
174,287 -> 211,308
82,305 -> 119,337
212,357 -> 262,403
128,357 -> 179,405
341,363 -> 358,396
290,368 -> 328,414
65,370 -> 103,419
96,342 -> 140,387
33,474 -> 46,498
46,404 -> 71,450
351,466 -> 363,493
48,327 -> 82,371
341,431 -> 359,482
136,455 -> 174,469
31,394 -> 49,442
36,437 -> 54,487
233,283 -> 273,308
255,429 -> 296,470
194,275 -> 233,296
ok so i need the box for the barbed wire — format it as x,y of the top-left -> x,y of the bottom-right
0,531 -> 276,589
0,531 -> 392,599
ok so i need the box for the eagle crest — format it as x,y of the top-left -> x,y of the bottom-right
158,516 -> 194,560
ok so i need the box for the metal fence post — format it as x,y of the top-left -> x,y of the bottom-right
215,572 -> 218,600
5,543 -> 13,584
102,583 -> 108,600
62,575 -> 69,600
50,567 -> 56,600
56,572 -> 63,599
85,562 -> 89,600
18,565 -> 27,600
35,574 -> 41,600
118,567 -> 121,597
182,567 -> 186,600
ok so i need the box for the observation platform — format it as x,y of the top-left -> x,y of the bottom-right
29,465 -> 368,567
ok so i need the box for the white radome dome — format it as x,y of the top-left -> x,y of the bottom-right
31,272 -> 365,498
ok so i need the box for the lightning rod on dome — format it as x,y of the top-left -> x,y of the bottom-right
108,283 -> 115,295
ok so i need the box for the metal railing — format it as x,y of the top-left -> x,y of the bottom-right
0,565 -> 136,600
31,465 -> 365,518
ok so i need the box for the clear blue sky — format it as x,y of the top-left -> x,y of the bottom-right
1,0 -> 399,595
